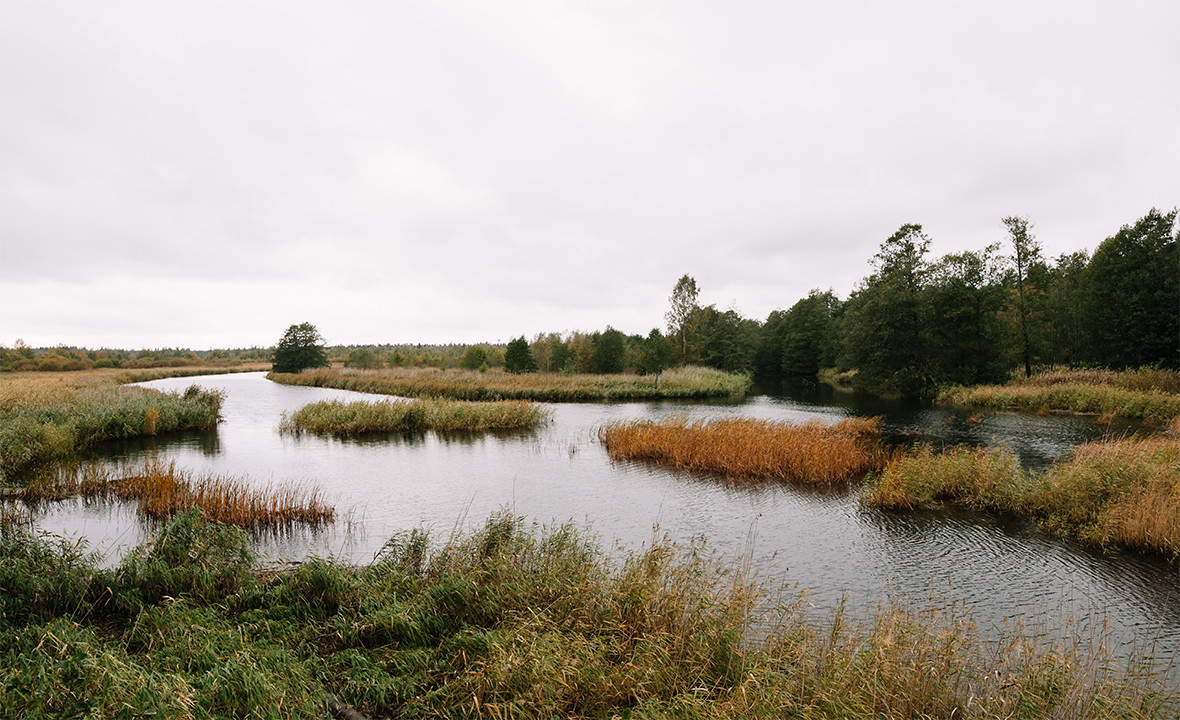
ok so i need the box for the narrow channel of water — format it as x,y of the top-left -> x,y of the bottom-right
28,372 -> 1180,662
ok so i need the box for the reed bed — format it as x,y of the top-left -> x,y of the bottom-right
0,370 -> 224,480
1030,434 -> 1180,556
938,368 -> 1180,422
1,510 -> 1172,718
268,364 -> 752,402
599,416 -> 886,483
864,434 -> 1180,557
280,398 -> 549,437
18,460 -> 334,530
863,445 -> 1025,512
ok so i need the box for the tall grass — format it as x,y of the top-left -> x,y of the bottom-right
938,368 -> 1180,422
280,398 -> 549,436
599,416 -> 886,483
1,510 -> 1172,718
0,370 -> 224,480
18,460 -> 335,530
864,435 -> 1180,557
268,364 -> 752,402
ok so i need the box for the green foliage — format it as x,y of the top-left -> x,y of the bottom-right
1083,208 -> 1179,369
926,246 -> 1008,386
503,336 -> 538,374
666,274 -> 701,362
1,509 -> 1172,719
780,289 -> 843,377
344,347 -> 382,370
636,328 -> 673,376
271,322 -> 330,374
459,344 -> 488,370
0,526 -> 110,624
842,224 -> 933,398
116,510 -> 257,610
593,326 -> 627,373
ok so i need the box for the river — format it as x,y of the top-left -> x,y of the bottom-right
28,371 -> 1180,661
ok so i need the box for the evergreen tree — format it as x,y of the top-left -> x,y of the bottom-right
593,327 -> 627,374
926,247 -> 1007,385
842,224 -> 932,398
636,328 -> 673,377
271,323 -> 330,374
1082,208 -> 1179,368
781,290 -> 842,377
504,336 -> 538,374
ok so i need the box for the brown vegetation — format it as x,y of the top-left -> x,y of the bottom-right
18,460 -> 335,530
599,416 -> 886,483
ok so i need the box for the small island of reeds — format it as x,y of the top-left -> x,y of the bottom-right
267,365 -> 752,402
598,416 -> 886,484
17,460 -> 335,531
863,427 -> 1180,557
281,398 -> 549,436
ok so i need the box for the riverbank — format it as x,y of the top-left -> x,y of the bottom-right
936,367 -> 1180,422
863,428 -> 1180,557
0,369 -> 229,481
2,510 -> 1172,719
267,365 -> 752,402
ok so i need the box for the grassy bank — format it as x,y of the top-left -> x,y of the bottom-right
864,432 -> 1180,557
0,370 -> 226,481
268,365 -> 752,402
281,398 -> 549,437
937,367 -> 1180,422
599,416 -> 886,484
1,510 -> 1172,719
16,460 -> 334,530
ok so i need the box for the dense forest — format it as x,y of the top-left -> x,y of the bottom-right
4,208 -> 1176,398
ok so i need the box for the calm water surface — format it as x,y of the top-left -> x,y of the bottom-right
31,372 -> 1180,660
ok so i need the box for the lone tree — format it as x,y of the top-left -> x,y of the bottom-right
272,323 -> 330,373
504,336 -> 538,374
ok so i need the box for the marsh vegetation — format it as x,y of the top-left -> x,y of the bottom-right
0,370 -> 225,481
2,511 -> 1173,719
268,364 -> 752,402
280,398 -> 549,436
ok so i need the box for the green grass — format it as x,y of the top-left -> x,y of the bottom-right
268,365 -> 752,402
0,510 -> 1173,719
280,398 -> 549,436
937,368 -> 1180,422
0,371 -> 225,481
863,433 -> 1180,557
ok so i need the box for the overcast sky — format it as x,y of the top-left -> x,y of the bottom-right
2,1 -> 1177,350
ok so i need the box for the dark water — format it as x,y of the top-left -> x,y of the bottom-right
29,372 -> 1180,660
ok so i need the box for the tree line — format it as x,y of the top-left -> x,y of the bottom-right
491,207 -> 1178,398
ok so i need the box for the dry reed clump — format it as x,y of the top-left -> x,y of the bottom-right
19,460 -> 334,530
1010,367 -> 1180,394
598,416 -> 885,483
865,435 -> 1180,557
1030,435 -> 1180,556
279,398 -> 549,436
268,364 -> 752,402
